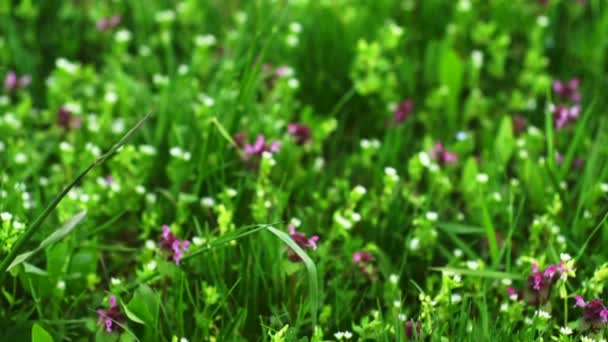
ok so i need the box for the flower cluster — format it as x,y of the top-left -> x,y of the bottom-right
573,295 -> 608,332
394,99 -> 413,124
551,79 -> 582,129
96,295 -> 124,332
4,71 -> 31,92
507,262 -> 569,306
97,15 -> 122,31
160,225 -> 190,265
56,106 -> 81,130
287,225 -> 319,262
287,123 -> 312,145
352,251 -> 376,280
234,133 -> 280,160
429,141 -> 458,165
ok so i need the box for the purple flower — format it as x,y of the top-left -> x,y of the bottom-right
551,104 -> 580,129
287,225 -> 319,262
404,320 -> 422,340
555,152 -> 585,170
352,251 -> 376,280
4,71 -> 30,92
573,295 -> 608,331
97,15 -> 122,31
160,225 -> 190,265
287,123 -> 312,145
97,295 -> 123,333
553,79 -> 581,102
239,134 -> 280,160
512,115 -> 527,135
394,99 -> 413,124
56,106 -> 81,130
429,141 -> 458,165
508,262 -> 566,306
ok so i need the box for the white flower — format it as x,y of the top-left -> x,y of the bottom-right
155,10 -> 176,23
195,34 -> 217,47
501,278 -> 512,286
476,173 -> 489,184
457,0 -> 471,12
500,303 -> 508,312
556,235 -> 566,244
135,185 -> 146,194
1,212 -> 13,221
471,50 -> 484,68
537,15 -> 549,27
453,249 -> 463,258
0,141 -> 5,152
146,261 -> 157,271
139,45 -> 151,56
354,185 -> 367,196
343,331 -> 352,339
226,188 -> 238,197
111,277 -> 122,285
178,64 -> 189,75
57,280 -> 66,290
13,221 -> 24,230
581,336 -> 595,342
524,317 -> 533,325
145,240 -> 156,250
146,193 -> 157,204
201,197 -> 215,208
139,144 -> 157,156
398,313 -> 407,321
559,326 -> 572,335
360,139 -> 371,149
112,119 -> 125,134
289,217 -> 302,228
560,253 -> 572,262
334,332 -> 345,340
56,58 -> 79,73
492,192 -> 502,202
351,212 -> 361,222
535,310 -> 551,320
451,294 -> 462,303
104,91 -> 118,103
385,167 -> 397,176
426,211 -> 438,222
14,153 -> 27,164
389,274 -> 399,285
59,141 -> 73,152
39,177 -> 49,186
287,77 -> 299,89
393,300 -> 401,308
456,131 -> 469,141
286,35 -> 299,47
180,338 -> 189,342
419,152 -> 431,167
192,237 -> 205,246
153,74 -> 169,86
199,93 -> 215,107
115,29 -> 132,43
314,157 -> 325,171
335,214 -> 353,230
289,22 -> 302,33
408,237 -> 420,251
466,260 -> 479,270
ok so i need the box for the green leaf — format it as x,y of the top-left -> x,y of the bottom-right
126,285 -> 159,326
32,323 -> 54,342
439,48 -> 463,125
430,267 -> 524,280
266,226 -> 319,326
23,263 -> 48,276
7,211 -> 87,272
121,301 -> 146,325
494,116 -> 514,168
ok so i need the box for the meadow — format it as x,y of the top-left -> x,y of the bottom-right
1,0 -> 608,341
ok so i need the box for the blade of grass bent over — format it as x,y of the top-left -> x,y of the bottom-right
0,112 -> 153,280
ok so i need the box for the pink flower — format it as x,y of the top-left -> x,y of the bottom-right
352,251 -> 376,280
287,123 -> 312,145
404,320 -> 422,340
4,71 -> 30,92
160,225 -> 190,265
394,99 -> 413,123
553,79 -> 581,102
429,141 -> 458,165
551,104 -> 580,129
512,115 -> 527,135
238,134 -> 281,160
508,262 -> 566,306
287,225 -> 319,262
97,295 -> 123,333
97,15 -> 122,31
573,295 -> 608,331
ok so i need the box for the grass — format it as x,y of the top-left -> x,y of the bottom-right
1,0 -> 608,341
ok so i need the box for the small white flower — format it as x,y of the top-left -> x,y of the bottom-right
334,332 -> 345,340
510,178 -> 520,187
466,260 -> 479,270
314,157 -> 325,171
287,77 -> 299,89
457,0 -> 471,12
419,152 -> 431,167
112,119 -> 125,134
179,338 -> 189,342
146,260 -> 157,271
453,249 -> 463,258
226,188 -> 238,197
56,58 -> 79,73
59,141 -> 73,152
524,317 -> 533,325
354,185 -> 367,195
0,141 -> 5,152
500,303 -> 509,312
426,211 -> 438,222
560,253 -> 572,261
195,34 -> 217,47
104,91 -> 118,103
584,210 -> 592,219
145,240 -> 156,250
393,300 -> 401,308
57,280 -> 66,290
389,274 -> 399,284
289,217 -> 302,228
1,212 -> 13,221
139,45 -> 151,56
559,326 -> 572,335
139,144 -> 157,156
199,93 -> 215,107
39,177 -> 49,186
135,185 -> 146,194
13,221 -> 24,230
535,310 -> 551,320
456,131 -> 469,141
581,336 -> 596,342
286,35 -> 299,47
111,277 -> 122,285
408,237 -> 420,251
115,29 -> 132,43
537,15 -> 549,27
471,50 -> 484,68
192,237 -> 205,246
501,278 -> 512,286
451,294 -> 462,303
492,192 -> 502,202
289,22 -> 302,33
360,139 -> 371,149
343,331 -> 352,339
385,167 -> 397,176
178,64 -> 189,75
153,74 -> 169,86
335,214 -> 353,230
146,193 -> 157,204
476,173 -> 489,184
14,153 -> 27,164
351,212 -> 361,222
201,197 -> 215,208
